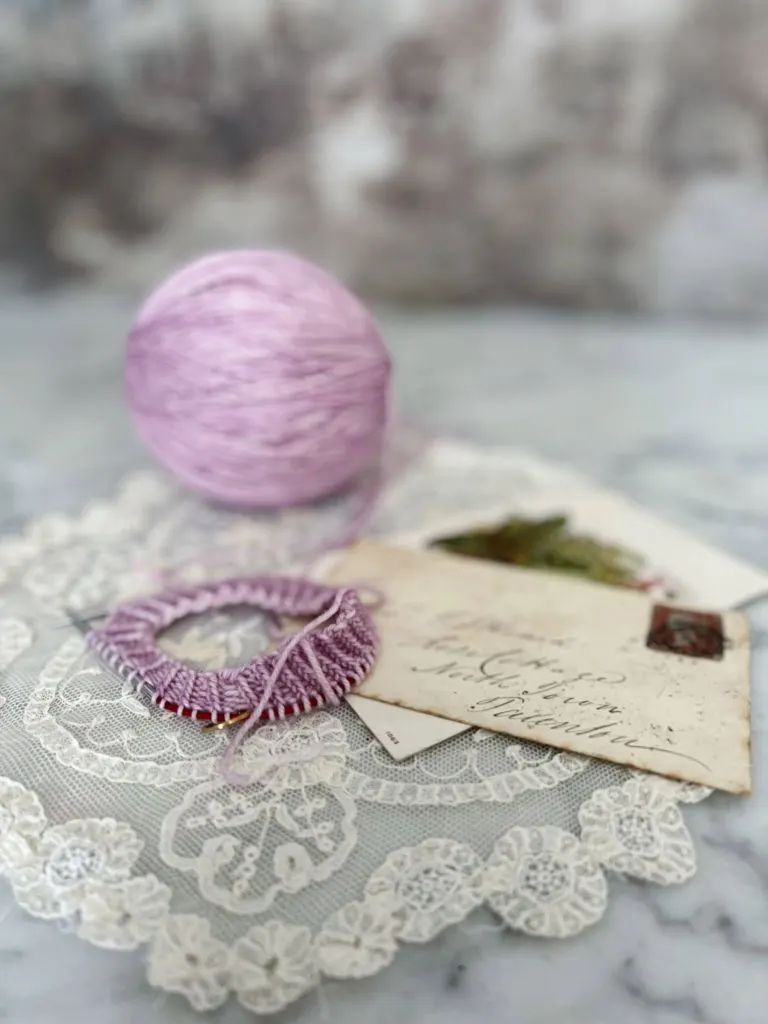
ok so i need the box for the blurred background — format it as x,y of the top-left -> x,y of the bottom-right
4,0 -> 768,545
3,0 -> 768,317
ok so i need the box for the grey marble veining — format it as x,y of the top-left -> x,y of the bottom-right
2,290 -> 768,1023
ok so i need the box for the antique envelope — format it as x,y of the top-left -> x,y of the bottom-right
332,441 -> 768,763
329,541 -> 751,794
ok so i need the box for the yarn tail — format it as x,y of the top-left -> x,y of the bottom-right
219,588 -> 349,786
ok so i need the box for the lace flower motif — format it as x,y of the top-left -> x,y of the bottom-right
317,898 -> 399,978
231,920 -> 317,1015
239,713 -> 348,792
627,769 -> 713,804
272,843 -> 315,894
579,779 -> 696,885
11,818 -> 143,918
147,914 -> 230,1012
77,874 -> 172,950
0,777 -> 47,873
365,838 -> 484,943
483,826 -> 607,938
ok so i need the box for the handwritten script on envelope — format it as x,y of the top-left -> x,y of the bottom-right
328,542 -> 752,795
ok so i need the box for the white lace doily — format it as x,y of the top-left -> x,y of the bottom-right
0,440 -> 710,1014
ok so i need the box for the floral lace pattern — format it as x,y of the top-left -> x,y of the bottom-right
0,777 -> 47,872
0,440 -> 711,1014
484,826 -> 607,938
12,817 -> 144,919
231,921 -> 318,1014
365,837 -> 486,943
578,779 -> 697,885
147,914 -> 230,1012
77,875 -> 172,950
317,899 -> 399,978
159,737 -> 359,915
0,771 -> 699,1013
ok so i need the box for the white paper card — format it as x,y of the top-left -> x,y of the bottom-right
345,694 -> 466,759
329,541 -> 751,794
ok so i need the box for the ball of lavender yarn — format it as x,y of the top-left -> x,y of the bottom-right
125,250 -> 391,507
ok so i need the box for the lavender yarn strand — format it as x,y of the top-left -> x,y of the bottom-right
126,250 -> 391,509
219,587 -> 349,786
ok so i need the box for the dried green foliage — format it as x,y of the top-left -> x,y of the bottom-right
430,515 -> 645,588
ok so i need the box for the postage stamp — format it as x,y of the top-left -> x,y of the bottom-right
646,604 -> 725,661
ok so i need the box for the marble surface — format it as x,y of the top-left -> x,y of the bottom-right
2,290 -> 768,1023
